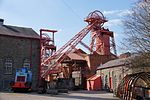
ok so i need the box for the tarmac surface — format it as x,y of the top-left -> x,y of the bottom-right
0,90 -> 119,100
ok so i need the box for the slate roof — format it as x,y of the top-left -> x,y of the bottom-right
97,57 -> 130,70
0,25 -> 39,39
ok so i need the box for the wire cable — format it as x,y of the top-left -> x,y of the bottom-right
61,0 -> 82,21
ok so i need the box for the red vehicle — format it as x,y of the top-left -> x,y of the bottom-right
10,68 -> 32,92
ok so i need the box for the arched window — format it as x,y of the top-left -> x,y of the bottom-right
23,59 -> 30,68
4,58 -> 13,74
105,75 -> 108,89
112,71 -> 114,77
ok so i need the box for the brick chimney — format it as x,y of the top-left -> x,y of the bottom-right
0,19 -> 4,26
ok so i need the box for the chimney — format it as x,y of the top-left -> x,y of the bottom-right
0,19 -> 4,25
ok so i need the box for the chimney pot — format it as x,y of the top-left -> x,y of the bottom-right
0,19 -> 4,25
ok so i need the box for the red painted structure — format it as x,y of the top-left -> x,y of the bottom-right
117,72 -> 150,99
10,68 -> 32,92
86,11 -> 116,55
39,10 -> 117,88
39,29 -> 57,81
11,81 -> 31,91
87,75 -> 101,90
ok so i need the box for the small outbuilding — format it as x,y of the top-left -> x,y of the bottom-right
87,75 -> 101,91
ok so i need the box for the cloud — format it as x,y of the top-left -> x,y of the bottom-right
103,9 -> 132,17
118,10 -> 133,17
58,28 -> 62,32
103,10 -> 122,16
102,9 -> 133,29
104,19 -> 122,27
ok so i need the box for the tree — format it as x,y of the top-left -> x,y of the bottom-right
123,0 -> 150,53
123,0 -> 150,68
129,52 -> 150,68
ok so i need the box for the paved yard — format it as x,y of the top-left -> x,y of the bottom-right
0,90 -> 119,100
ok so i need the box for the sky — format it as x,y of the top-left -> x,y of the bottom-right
0,0 -> 138,55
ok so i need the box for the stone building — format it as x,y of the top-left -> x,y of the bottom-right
96,53 -> 150,96
0,19 -> 40,91
97,57 -> 131,92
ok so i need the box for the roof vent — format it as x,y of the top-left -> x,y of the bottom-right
0,19 -> 4,25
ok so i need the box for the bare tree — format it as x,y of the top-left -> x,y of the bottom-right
123,0 -> 150,68
123,0 -> 150,53
129,52 -> 150,68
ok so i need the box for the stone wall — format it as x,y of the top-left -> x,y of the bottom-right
97,65 -> 150,93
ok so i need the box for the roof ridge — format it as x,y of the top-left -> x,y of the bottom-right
3,24 -> 32,29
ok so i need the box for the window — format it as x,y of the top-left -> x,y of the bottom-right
4,58 -> 13,74
105,75 -> 108,85
23,59 -> 30,68
105,75 -> 108,90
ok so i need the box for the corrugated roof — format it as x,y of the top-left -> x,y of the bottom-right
97,57 -> 130,70
0,25 -> 39,39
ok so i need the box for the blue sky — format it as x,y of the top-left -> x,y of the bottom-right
0,0 -> 137,54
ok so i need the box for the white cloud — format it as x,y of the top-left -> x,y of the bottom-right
118,10 -> 133,17
104,19 -> 122,27
103,9 -> 132,17
103,10 -> 122,16
58,28 -> 62,32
